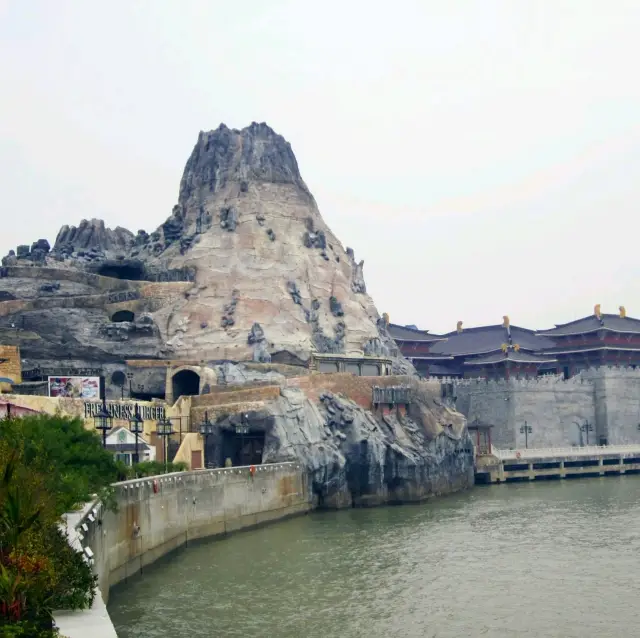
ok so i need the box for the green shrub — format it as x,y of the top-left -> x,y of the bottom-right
0,415 -> 105,631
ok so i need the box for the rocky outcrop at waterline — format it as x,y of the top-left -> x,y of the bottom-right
198,372 -> 475,508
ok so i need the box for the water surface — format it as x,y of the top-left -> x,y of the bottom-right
109,478 -> 640,637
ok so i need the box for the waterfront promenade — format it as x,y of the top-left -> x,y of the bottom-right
477,444 -> 640,483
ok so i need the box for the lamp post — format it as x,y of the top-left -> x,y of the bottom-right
94,399 -> 113,448
520,421 -> 532,449
580,420 -> 593,446
128,403 -> 144,465
235,414 -> 250,466
198,411 -> 215,469
155,416 -> 174,473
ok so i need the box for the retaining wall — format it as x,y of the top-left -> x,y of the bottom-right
53,462 -> 311,637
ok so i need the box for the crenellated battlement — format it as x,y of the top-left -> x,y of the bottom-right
432,366 -> 640,392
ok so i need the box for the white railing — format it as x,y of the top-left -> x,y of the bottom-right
491,444 -> 640,460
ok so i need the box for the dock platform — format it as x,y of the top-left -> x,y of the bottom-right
476,445 -> 640,484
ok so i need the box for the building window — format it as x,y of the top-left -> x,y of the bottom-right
361,363 -> 380,376
115,453 -> 131,466
345,362 -> 360,375
318,361 -> 339,373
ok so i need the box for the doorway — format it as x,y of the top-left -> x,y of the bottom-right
221,429 -> 265,467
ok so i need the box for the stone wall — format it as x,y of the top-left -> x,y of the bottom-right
447,367 -> 640,449
584,368 -> 640,444
287,372 -> 421,409
0,344 -> 22,384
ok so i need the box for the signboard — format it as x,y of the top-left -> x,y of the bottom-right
83,401 -> 166,421
48,376 -> 100,399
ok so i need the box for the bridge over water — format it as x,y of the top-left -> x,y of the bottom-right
476,444 -> 640,484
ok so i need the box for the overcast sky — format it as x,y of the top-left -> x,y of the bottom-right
1,1 -> 639,333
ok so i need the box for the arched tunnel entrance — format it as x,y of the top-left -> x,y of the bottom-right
111,310 -> 135,323
171,369 -> 200,400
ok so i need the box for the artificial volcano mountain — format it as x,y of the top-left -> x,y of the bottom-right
0,122 -> 404,369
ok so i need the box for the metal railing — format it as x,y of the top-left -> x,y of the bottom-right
492,444 -> 640,460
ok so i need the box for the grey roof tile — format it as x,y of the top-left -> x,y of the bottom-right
388,323 -> 446,342
464,350 -> 558,365
429,324 -> 551,356
537,313 -> 640,336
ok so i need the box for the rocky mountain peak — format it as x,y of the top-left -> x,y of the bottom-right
178,122 -> 311,218
0,122 -> 412,372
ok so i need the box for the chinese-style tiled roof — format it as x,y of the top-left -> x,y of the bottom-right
537,313 -> 640,337
406,354 -> 454,361
387,323 -> 447,342
541,344 -> 640,355
425,363 -> 463,376
429,324 -> 555,357
463,350 -> 558,366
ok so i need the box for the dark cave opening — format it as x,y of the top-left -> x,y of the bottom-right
97,262 -> 145,281
111,310 -> 135,323
171,369 -> 200,400
221,430 -> 265,467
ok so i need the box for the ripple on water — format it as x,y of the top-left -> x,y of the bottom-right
108,477 -> 640,638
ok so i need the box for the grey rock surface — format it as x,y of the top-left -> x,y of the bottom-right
1,122 -> 408,369
253,386 -> 475,507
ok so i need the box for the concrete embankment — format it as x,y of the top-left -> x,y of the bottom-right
53,462 -> 311,637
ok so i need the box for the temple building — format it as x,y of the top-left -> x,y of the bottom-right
426,317 -> 556,379
390,306 -> 640,381
386,323 -> 452,377
536,305 -> 640,378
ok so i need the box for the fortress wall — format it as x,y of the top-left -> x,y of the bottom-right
444,368 -> 640,448
511,382 -> 595,448
452,375 -> 596,448
583,367 -> 640,444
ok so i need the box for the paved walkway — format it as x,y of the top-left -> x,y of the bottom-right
492,444 -> 640,461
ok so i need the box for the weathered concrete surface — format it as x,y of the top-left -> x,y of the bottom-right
81,463 -> 310,605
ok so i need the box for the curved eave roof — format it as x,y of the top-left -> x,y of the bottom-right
429,324 -> 552,356
388,323 -> 447,343
537,313 -> 640,337
464,351 -> 558,366
541,346 -> 640,355
407,355 -> 455,361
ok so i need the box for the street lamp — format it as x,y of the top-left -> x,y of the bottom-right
235,414 -> 250,466
580,420 -> 593,446
520,421 -> 532,449
128,403 -> 144,465
94,399 -> 113,448
155,416 -> 174,473
198,411 -> 215,468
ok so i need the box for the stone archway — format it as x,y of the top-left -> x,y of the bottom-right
171,369 -> 200,400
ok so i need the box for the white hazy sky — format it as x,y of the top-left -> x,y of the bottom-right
1,0 -> 639,333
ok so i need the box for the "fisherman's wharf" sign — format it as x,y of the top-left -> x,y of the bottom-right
83,401 -> 166,421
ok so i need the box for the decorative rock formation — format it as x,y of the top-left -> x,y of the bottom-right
0,121 -> 414,371
207,382 -> 474,508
